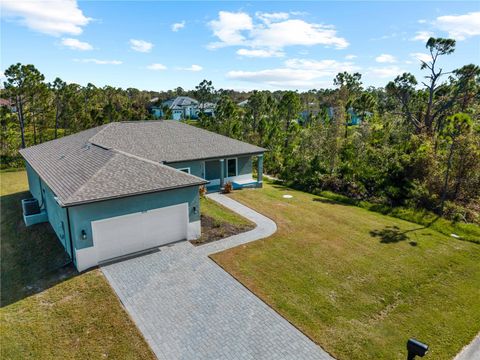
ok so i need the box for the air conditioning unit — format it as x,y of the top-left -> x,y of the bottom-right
22,198 -> 41,216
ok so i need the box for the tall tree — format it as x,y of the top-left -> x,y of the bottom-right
195,80 -> 215,115
278,91 -> 301,148
50,77 -> 66,138
245,91 -> 268,133
421,37 -> 456,134
334,72 -> 363,137
3,63 -> 45,148
438,113 -> 473,213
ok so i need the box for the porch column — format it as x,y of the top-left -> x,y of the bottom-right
219,158 -> 225,189
257,154 -> 263,187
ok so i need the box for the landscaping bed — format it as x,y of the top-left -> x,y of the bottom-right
190,196 -> 255,245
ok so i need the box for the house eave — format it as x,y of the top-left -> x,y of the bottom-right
163,150 -> 267,164
62,180 -> 208,208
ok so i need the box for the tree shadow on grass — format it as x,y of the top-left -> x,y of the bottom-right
370,225 -> 426,246
1,191 -> 78,307
312,197 -> 354,206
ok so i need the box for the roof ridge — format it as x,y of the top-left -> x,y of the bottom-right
88,122 -> 114,145
110,147 -> 207,182
63,151 -> 117,205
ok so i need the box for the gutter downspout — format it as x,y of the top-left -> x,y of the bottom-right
65,207 -> 75,266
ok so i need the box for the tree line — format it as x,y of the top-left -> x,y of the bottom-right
1,37 -> 479,223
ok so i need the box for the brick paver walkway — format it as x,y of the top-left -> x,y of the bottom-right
102,194 -> 333,360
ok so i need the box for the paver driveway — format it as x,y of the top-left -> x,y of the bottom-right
102,194 -> 333,360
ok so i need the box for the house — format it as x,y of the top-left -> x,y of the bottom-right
150,96 -> 215,120
19,120 -> 265,272
0,98 -> 17,112
327,107 -> 369,125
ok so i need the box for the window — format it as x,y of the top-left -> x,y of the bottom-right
227,158 -> 237,177
178,168 -> 190,174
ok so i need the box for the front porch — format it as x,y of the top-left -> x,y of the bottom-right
204,154 -> 263,192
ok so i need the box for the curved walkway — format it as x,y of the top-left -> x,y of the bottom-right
199,192 -> 277,256
102,193 -> 333,360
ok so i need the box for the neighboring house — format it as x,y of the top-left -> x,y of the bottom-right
20,121 -> 265,271
0,98 -> 17,112
150,96 -> 215,120
327,107 -> 369,125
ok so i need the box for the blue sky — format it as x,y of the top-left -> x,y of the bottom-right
1,1 -> 479,91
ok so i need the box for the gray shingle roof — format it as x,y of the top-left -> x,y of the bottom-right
164,96 -> 198,109
90,120 -> 265,163
20,124 -> 207,207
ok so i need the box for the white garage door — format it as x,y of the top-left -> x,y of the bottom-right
92,203 -> 188,262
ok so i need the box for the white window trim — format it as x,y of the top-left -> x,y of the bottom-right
226,157 -> 238,178
178,167 -> 191,174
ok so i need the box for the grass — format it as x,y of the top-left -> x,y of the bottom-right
0,170 -> 155,359
212,182 -> 480,360
191,196 -> 255,245
316,189 -> 480,244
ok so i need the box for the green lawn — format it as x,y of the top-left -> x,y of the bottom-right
0,170 -> 155,359
212,182 -> 480,360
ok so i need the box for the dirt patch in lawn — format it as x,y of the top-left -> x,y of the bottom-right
190,214 -> 255,246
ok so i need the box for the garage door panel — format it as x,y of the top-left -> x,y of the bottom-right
92,203 -> 188,262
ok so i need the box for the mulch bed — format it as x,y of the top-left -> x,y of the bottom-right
190,214 -> 255,246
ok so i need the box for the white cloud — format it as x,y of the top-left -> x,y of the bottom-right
226,58 -> 358,88
410,52 -> 431,63
375,54 -> 396,63
61,37 -> 92,50
172,21 -> 185,32
1,0 -> 91,36
434,11 -> 480,40
251,19 -> 349,49
368,66 -> 405,78
236,48 -> 284,58
410,31 -> 434,42
345,54 -> 357,60
208,11 -> 253,49
418,19 -> 427,24
256,12 -> 289,24
177,64 -> 203,72
75,58 -> 122,65
207,11 -> 348,51
129,39 -> 153,53
147,63 -> 167,71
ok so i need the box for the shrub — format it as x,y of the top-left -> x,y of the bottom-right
223,182 -> 233,194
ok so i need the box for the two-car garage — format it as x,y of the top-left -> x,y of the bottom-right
91,203 -> 189,264
69,185 -> 202,272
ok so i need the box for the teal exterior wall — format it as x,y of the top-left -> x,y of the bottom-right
68,185 -> 200,251
205,160 -> 221,180
26,163 -> 42,200
25,163 -> 73,258
168,160 -> 204,178
169,156 -> 253,182
223,156 -> 253,176
237,156 -> 252,176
